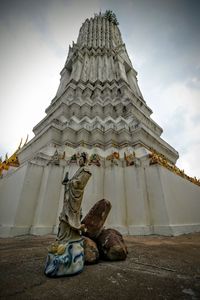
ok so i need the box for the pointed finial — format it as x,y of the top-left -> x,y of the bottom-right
24,134 -> 29,146
5,153 -> 8,161
17,138 -> 23,150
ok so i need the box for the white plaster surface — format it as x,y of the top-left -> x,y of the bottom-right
1,161 -> 199,237
0,165 -> 28,236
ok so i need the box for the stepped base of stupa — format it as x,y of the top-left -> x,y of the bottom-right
1,146 -> 199,237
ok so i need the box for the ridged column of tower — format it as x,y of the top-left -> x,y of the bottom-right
93,17 -> 97,48
105,19 -> 109,48
88,19 -> 92,48
83,20 -> 89,46
110,20 -> 114,47
97,55 -> 102,82
97,16 -> 101,47
102,17 -> 106,47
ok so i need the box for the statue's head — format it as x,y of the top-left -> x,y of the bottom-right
72,167 -> 91,190
79,152 -> 88,167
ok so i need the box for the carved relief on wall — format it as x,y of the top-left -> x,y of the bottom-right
48,150 -> 66,165
124,151 -> 135,166
88,153 -> 101,167
106,152 -> 120,166
69,152 -> 80,164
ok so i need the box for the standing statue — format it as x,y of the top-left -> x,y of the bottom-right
44,166 -> 91,277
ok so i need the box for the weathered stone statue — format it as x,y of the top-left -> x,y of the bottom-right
44,166 -> 91,277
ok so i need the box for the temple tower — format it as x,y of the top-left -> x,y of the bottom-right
19,12 -> 178,164
0,12 -> 199,237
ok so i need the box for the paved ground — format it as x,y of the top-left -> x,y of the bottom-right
0,233 -> 200,300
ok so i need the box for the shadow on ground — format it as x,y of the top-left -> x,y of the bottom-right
0,233 -> 200,299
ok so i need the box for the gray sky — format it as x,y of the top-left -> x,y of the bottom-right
0,0 -> 200,178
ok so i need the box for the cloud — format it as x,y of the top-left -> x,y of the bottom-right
0,4 -> 62,156
39,0 -> 101,51
147,80 -> 200,178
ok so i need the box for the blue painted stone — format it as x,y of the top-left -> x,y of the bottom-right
44,239 -> 84,277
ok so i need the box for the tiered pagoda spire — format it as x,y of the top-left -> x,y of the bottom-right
20,11 -> 178,164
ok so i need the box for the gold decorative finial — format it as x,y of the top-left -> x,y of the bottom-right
149,148 -> 200,187
0,137 -> 28,176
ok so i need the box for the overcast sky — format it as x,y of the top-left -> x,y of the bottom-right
0,0 -> 199,178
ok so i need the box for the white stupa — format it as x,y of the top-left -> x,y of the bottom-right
0,11 -> 199,237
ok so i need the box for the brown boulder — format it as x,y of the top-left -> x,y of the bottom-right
82,199 -> 111,239
97,228 -> 128,261
83,236 -> 99,264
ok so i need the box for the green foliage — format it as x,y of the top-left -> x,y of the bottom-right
104,10 -> 119,25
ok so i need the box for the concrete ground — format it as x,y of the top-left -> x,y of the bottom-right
0,233 -> 200,300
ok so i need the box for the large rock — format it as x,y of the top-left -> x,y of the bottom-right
82,199 -> 111,239
83,236 -> 99,264
97,228 -> 128,261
